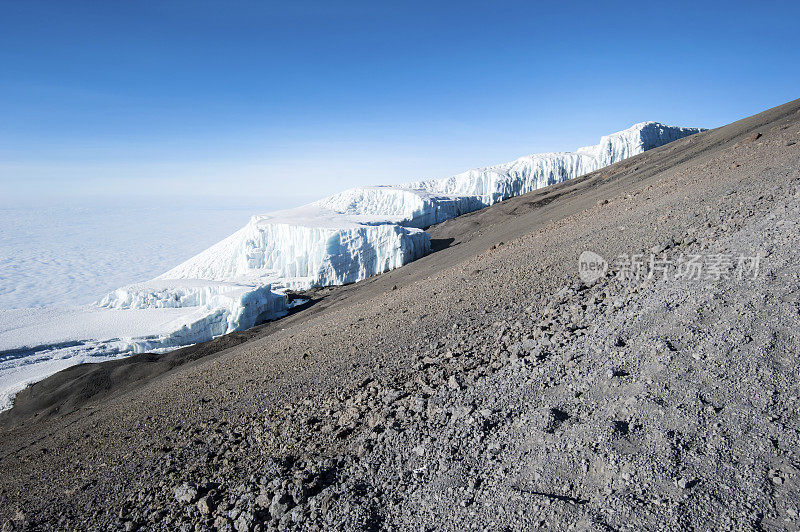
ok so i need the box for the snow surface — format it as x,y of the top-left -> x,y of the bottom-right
0,121 -> 704,410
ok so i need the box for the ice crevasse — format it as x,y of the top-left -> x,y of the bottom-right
0,121 -> 704,410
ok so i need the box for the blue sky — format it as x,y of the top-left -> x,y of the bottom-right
1,0 -> 798,207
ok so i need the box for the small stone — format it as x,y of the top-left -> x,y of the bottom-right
196,496 -> 212,515
270,490 -> 295,519
409,396 -> 427,413
382,389 -> 404,404
448,375 -> 462,390
290,506 -> 305,523
650,238 -> 675,254
486,442 -> 501,456
255,491 -> 271,508
173,483 -> 198,504
290,483 -> 307,505
235,512 -> 253,532
334,426 -> 353,439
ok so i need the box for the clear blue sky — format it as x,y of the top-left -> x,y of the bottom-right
1,0 -> 798,207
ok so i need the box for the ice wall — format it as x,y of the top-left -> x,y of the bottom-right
156,121 -> 705,309
314,187 -> 485,228
98,279 -> 288,337
406,122 -> 704,205
157,205 -> 432,289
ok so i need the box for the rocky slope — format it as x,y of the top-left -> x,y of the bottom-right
0,99 -> 798,531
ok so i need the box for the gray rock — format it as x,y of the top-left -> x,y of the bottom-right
270,490 -> 295,519
234,511 -> 253,532
255,490 -> 271,508
448,375 -> 463,390
213,516 -> 232,532
196,496 -> 212,515
173,483 -> 198,504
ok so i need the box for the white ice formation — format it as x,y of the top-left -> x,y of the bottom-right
407,121 -> 700,204
161,122 -> 702,291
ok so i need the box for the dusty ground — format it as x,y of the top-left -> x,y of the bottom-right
1,99 -> 799,531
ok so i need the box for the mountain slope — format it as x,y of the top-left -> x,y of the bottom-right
1,99 -> 798,530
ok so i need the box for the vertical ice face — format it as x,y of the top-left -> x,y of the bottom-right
314,187 -> 485,228
97,280 -> 288,336
160,122 -> 704,292
406,122 -> 704,205
157,205 -> 432,289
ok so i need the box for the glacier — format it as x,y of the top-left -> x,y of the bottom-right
406,121 -> 702,204
0,121 -> 704,410
160,122 -> 703,291
157,204 -> 432,290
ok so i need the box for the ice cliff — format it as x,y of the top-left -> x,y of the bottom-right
157,204 -> 432,289
406,122 -> 703,205
159,121 -> 703,291
97,279 -> 288,341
